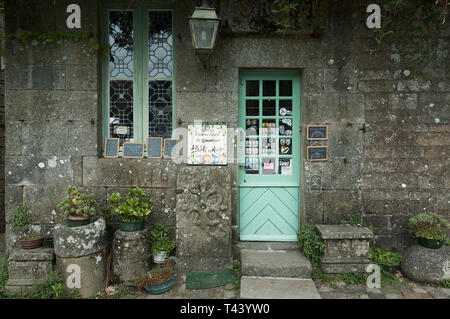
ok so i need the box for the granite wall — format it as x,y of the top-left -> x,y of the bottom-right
3,0 -> 449,256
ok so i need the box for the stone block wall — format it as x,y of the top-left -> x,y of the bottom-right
0,10 -> 5,233
3,0 -> 449,253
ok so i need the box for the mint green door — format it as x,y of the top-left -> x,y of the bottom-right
239,71 -> 300,241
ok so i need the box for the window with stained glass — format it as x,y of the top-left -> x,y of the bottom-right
103,5 -> 175,146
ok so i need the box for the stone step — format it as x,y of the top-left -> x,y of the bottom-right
241,248 -> 312,279
240,276 -> 321,299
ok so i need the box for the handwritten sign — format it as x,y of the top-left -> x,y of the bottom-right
123,142 -> 144,158
104,138 -> 119,158
163,139 -> 177,159
147,137 -> 163,158
306,146 -> 328,161
187,124 -> 228,165
307,125 -> 328,140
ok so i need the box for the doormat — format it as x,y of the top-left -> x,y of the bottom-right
185,270 -> 237,290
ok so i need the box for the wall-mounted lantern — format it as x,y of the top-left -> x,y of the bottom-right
189,0 -> 220,63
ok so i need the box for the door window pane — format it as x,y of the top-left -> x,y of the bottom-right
279,158 -> 292,175
279,138 -> 292,155
246,81 -> 259,96
262,138 -> 276,155
262,100 -> 276,116
263,80 -> 276,96
279,100 -> 293,116
245,138 -> 259,155
279,118 -> 292,136
262,157 -> 276,174
245,157 -> 259,174
246,119 -> 259,136
279,80 -> 292,96
262,120 -> 276,136
246,100 -> 259,116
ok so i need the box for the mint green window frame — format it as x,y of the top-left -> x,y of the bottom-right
102,3 -> 176,146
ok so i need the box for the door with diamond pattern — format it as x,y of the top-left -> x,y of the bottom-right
239,71 -> 300,241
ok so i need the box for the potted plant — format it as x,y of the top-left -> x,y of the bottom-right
150,224 -> 176,264
11,206 -> 45,249
107,187 -> 153,232
57,186 -> 97,227
134,264 -> 175,295
368,246 -> 403,273
408,213 -> 450,249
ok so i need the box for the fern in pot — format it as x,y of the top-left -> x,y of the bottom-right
57,186 -> 97,227
409,213 -> 449,249
107,187 -> 153,232
150,224 -> 176,264
11,206 -> 44,249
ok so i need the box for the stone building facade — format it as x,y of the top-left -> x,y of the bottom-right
2,0 -> 449,270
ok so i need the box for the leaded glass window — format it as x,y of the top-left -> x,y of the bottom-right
148,11 -> 173,139
105,7 -> 174,146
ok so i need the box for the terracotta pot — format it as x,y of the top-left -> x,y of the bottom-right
19,236 -> 45,250
67,215 -> 91,227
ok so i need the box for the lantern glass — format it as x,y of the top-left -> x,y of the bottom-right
189,19 -> 219,50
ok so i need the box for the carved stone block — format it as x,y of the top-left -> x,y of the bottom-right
176,166 -> 232,272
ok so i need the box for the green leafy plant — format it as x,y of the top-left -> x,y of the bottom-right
24,269 -> 80,299
150,224 -> 176,255
338,272 -> 368,285
11,206 -> 42,240
227,259 -> 242,289
0,253 -> 9,299
107,187 -> 153,222
369,246 -> 403,266
297,226 -> 325,266
57,186 -> 97,218
340,211 -> 373,232
442,279 -> 450,288
134,265 -> 174,291
408,213 -> 450,242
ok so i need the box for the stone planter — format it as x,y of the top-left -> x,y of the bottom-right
315,224 -> 374,274
112,228 -> 151,286
401,244 -> 450,284
4,247 -> 55,295
53,218 -> 107,298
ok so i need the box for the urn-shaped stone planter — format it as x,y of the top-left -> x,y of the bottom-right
53,218 -> 107,298
112,228 -> 151,286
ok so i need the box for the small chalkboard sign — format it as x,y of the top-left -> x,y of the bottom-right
122,142 -> 144,158
307,125 -> 328,140
147,137 -> 163,159
163,139 -> 177,159
306,146 -> 328,161
104,138 -> 119,158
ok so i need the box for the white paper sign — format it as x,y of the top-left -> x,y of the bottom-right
187,124 -> 228,165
